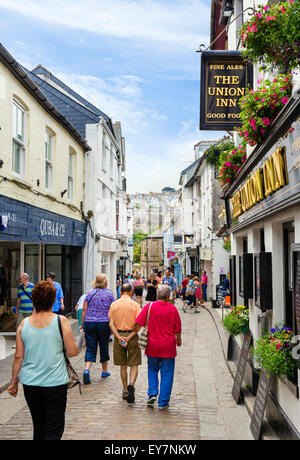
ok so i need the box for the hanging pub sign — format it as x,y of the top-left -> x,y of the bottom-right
200,51 -> 253,131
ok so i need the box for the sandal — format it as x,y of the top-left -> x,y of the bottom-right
182,307 -> 187,313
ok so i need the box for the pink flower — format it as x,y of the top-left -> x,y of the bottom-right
262,118 -> 270,126
288,0 -> 294,3
256,12 -> 262,18
266,16 -> 277,21
282,97 -> 289,104
280,6 -> 286,13
263,5 -> 270,10
247,24 -> 258,32
260,128 -> 265,136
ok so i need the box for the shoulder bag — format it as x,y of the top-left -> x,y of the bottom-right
138,302 -> 152,350
57,315 -> 82,394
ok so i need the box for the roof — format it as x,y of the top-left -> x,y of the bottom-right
23,64 -> 116,141
0,43 -> 90,152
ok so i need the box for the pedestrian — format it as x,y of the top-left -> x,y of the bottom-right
80,274 -> 115,383
162,269 -> 176,304
201,271 -> 208,302
183,276 -> 199,313
46,272 -> 65,315
180,275 -> 191,310
134,285 -> 182,409
7,281 -> 78,440
156,271 -> 163,285
146,273 -> 158,302
132,274 -> 144,308
16,273 -> 35,328
194,277 -> 202,312
116,274 -> 121,299
108,283 -> 142,404
75,292 -> 88,332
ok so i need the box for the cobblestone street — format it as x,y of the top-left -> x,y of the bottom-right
0,302 -> 253,440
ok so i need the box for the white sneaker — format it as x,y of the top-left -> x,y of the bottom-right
159,404 -> 170,410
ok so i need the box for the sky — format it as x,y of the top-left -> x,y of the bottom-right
0,0 -> 225,193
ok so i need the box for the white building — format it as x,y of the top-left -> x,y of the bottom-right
177,141 -> 230,299
26,66 -> 130,292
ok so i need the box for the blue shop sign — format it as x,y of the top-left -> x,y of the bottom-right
0,195 -> 86,246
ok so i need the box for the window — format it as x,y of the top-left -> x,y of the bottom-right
101,253 -> 109,274
45,131 -> 53,192
12,100 -> 26,177
68,151 -> 75,202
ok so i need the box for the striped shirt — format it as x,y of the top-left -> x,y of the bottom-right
17,283 -> 34,314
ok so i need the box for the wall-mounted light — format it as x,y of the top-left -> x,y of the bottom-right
223,0 -> 234,18
61,189 -> 67,198
0,160 -> 4,168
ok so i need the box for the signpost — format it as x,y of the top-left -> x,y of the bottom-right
200,51 -> 253,131
232,331 -> 252,404
250,371 -> 271,440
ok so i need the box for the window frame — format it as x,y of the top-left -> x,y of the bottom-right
45,130 -> 54,193
67,150 -> 75,203
12,100 -> 26,178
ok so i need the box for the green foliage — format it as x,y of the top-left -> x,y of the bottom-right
237,74 -> 293,147
223,236 -> 231,252
133,231 -> 148,264
239,0 -> 300,73
204,141 -> 235,167
217,146 -> 247,187
253,325 -> 296,380
223,305 -> 249,337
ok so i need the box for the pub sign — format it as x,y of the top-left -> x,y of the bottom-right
200,51 -> 253,131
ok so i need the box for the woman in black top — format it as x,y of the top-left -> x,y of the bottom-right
146,273 -> 158,301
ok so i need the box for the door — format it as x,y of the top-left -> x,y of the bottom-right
283,222 -> 295,330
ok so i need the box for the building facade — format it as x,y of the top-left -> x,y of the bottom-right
26,65 -> 130,293
211,0 -> 300,440
0,44 -> 89,330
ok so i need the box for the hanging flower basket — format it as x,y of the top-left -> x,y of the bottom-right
217,146 -> 247,187
204,141 -> 235,168
223,305 -> 250,337
253,326 -> 297,381
237,74 -> 293,147
240,0 -> 300,73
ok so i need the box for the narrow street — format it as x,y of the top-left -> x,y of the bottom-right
0,302 -> 252,441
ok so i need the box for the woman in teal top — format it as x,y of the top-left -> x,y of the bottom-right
7,281 -> 78,441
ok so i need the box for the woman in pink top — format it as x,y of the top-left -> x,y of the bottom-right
135,285 -> 182,409
201,271 -> 208,302
132,274 -> 144,307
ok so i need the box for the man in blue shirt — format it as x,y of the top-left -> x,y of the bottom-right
46,272 -> 65,314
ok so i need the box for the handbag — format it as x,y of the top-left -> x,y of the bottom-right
57,315 -> 82,394
138,303 -> 152,350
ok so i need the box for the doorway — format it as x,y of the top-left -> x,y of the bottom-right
283,222 -> 295,330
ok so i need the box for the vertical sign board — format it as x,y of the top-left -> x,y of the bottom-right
200,51 -> 253,131
250,371 -> 271,440
232,331 -> 252,404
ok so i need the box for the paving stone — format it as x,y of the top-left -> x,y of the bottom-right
0,300 -> 253,440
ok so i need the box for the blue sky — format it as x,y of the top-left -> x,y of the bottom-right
0,0 -> 225,192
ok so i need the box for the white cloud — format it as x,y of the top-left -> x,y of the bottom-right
0,0 -> 210,52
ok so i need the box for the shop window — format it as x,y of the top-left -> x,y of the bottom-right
12,100 -> 26,178
45,130 -> 54,192
25,244 -> 39,284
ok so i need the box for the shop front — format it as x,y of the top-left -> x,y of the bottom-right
223,97 -> 300,439
0,195 -> 86,332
